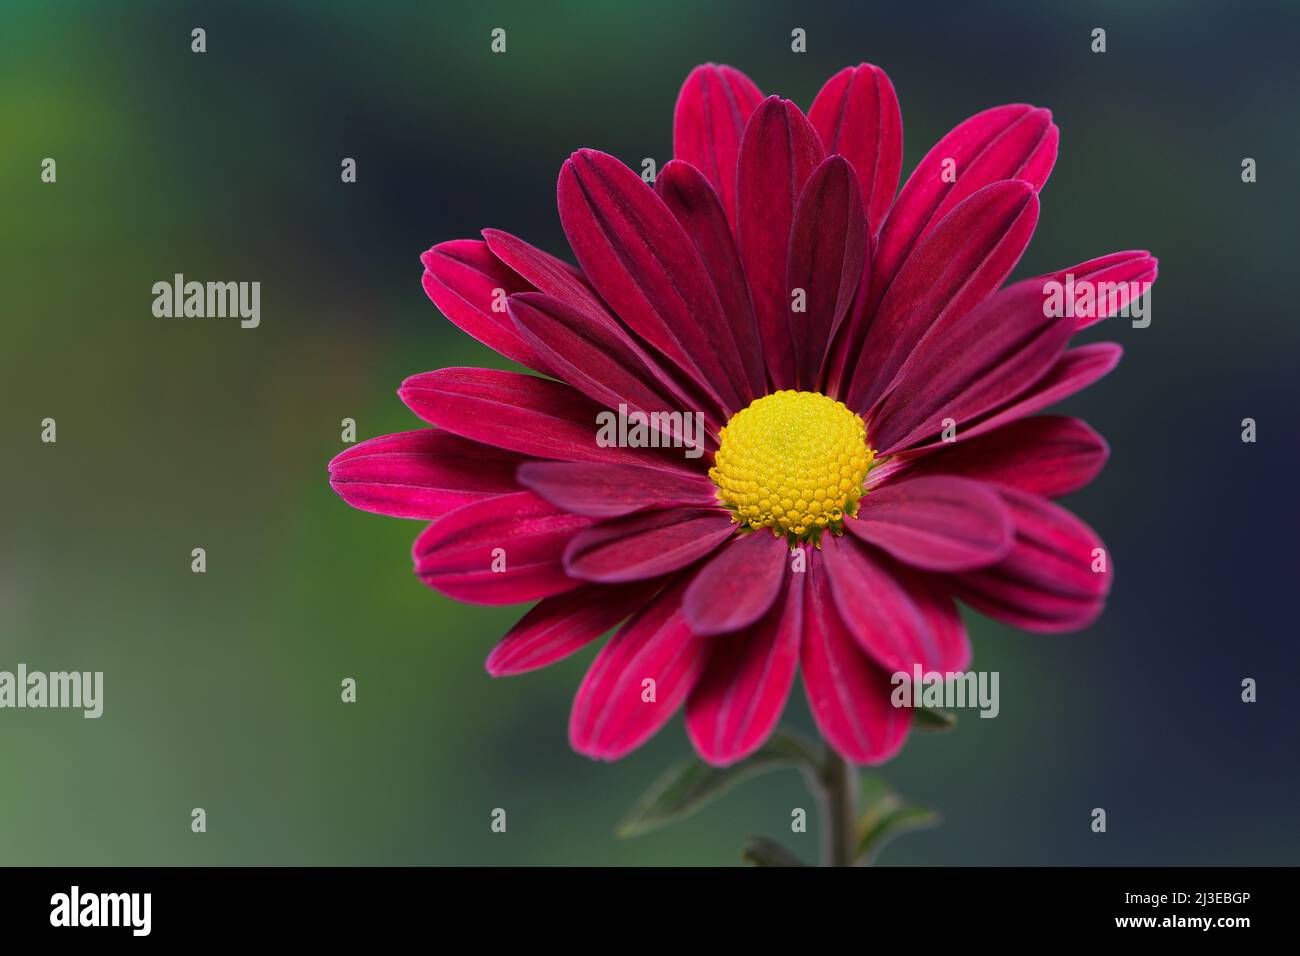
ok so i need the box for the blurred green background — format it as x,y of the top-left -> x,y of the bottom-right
2,0 -> 1297,865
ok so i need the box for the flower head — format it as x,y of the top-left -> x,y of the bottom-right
329,62 -> 1157,767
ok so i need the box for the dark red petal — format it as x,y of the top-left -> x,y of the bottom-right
895,415 -> 1109,499
558,149 -> 749,414
399,367 -> 693,472
873,104 -> 1057,306
786,156 -> 867,391
847,181 -> 1039,413
951,487 -> 1111,633
328,428 -> 524,520
868,278 -> 1074,453
486,579 -> 663,676
736,97 -> 826,389
480,228 -> 617,327
948,344 -> 1123,448
569,576 -> 707,760
672,63 -> 764,230
801,555 -> 911,765
420,240 -> 547,371
807,63 -> 903,235
507,292 -> 710,433
821,535 -> 970,674
412,491 -> 591,605
682,530 -> 788,636
517,462 -> 718,519
847,475 -> 1013,572
685,572 -> 804,766
563,508 -> 735,583
656,159 -> 766,398
1035,250 -> 1159,331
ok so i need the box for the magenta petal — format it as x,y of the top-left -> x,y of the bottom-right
873,104 -> 1057,304
672,63 -> 764,230
558,149 -> 749,414
682,530 -> 788,636
486,579 -> 663,676
786,156 -> 867,391
868,278 -> 1075,453
1035,250 -> 1159,331
412,491 -> 591,605
848,475 -> 1012,572
481,228 -> 617,328
507,292 -> 706,432
569,577 -> 707,760
736,97 -> 826,389
951,344 -> 1124,448
517,462 -> 719,518
951,487 -> 1111,633
896,415 -> 1110,499
821,535 -> 970,674
807,63 -> 903,235
329,429 -> 524,520
399,367 -> 694,472
656,159 -> 766,399
848,180 -> 1039,413
564,508 -> 735,583
926,107 -> 1057,228
420,240 -> 547,371
685,572 -> 804,765
801,556 -> 910,765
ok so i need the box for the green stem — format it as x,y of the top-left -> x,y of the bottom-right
815,747 -> 858,867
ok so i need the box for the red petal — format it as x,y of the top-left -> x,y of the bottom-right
801,556 -> 911,765
682,530 -> 788,636
672,64 -> 764,229
685,572 -> 804,765
786,156 -> 867,391
736,97 -> 826,389
656,159 -> 766,398
867,278 -> 1074,453
412,491 -> 591,605
895,415 -> 1109,499
563,508 -> 735,583
517,462 -> 718,518
558,149 -> 749,414
951,487 -> 1111,633
328,428 -> 523,520
486,580 -> 663,676
821,535 -> 970,673
873,104 -> 1057,306
847,475 -> 1013,572
808,63 -> 903,235
569,577 -> 707,760
420,240 -> 546,370
847,181 -> 1039,413
399,367 -> 694,472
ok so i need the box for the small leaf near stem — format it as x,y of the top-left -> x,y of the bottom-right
741,835 -> 807,867
854,781 -> 941,865
617,730 -> 821,838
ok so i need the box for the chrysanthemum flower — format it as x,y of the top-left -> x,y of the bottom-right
330,63 -> 1157,768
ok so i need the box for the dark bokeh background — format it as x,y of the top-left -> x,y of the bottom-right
3,0 -> 1297,865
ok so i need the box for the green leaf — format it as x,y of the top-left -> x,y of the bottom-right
741,835 -> 807,867
853,781 -> 941,865
913,707 -> 957,732
617,731 -> 819,838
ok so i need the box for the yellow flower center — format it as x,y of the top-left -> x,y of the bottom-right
709,390 -> 874,543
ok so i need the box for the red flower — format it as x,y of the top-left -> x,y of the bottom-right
330,63 -> 1157,767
